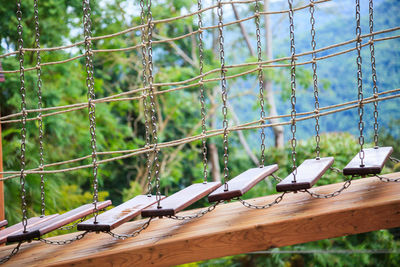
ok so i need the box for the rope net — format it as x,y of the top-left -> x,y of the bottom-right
1,0 -> 399,180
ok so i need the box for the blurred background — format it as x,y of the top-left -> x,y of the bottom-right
0,0 -> 399,265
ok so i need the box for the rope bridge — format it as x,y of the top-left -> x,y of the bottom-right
1,0 -> 399,265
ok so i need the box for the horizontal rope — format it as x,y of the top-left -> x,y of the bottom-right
1,31 -> 399,124
1,90 -> 399,179
0,0 -> 331,59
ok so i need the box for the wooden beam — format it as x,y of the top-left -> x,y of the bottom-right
1,173 -> 400,266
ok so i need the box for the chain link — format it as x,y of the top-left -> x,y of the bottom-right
304,178 -> 352,199
355,0 -> 365,167
143,0 -> 162,207
255,0 -> 266,167
390,157 -> 400,164
288,0 -> 297,182
238,193 -> 285,209
168,201 -> 221,220
33,0 -> 46,216
140,0 -> 153,195
369,0 -> 379,147
375,174 -> 400,183
0,242 -> 22,264
107,218 -> 152,239
58,216 -> 87,231
309,1 -> 321,159
39,231 -> 88,245
271,173 -> 282,182
217,0 -> 230,191
16,0 -> 28,233
197,0 -> 208,183
83,0 -> 99,221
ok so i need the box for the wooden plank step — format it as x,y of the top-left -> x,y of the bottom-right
6,201 -> 111,243
208,165 -> 278,202
343,147 -> 393,176
142,182 -> 221,217
2,173 -> 400,267
0,215 -> 58,244
276,157 -> 334,192
0,220 -> 7,228
77,196 -> 163,232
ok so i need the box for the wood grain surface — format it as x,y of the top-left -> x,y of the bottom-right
276,157 -> 334,192
208,165 -> 278,202
343,147 -> 393,175
1,173 -> 400,267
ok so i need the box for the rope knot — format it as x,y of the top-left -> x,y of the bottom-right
314,109 -> 319,114
309,1 -> 315,7
356,35 -> 362,43
373,93 -> 379,99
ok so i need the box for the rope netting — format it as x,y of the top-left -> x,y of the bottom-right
1,0 -> 399,180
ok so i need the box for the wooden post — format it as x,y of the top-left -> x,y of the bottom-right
0,118 -> 4,222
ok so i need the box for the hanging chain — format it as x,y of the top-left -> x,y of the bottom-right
271,173 -> 282,182
168,201 -> 221,220
144,0 -> 162,208
369,0 -> 379,148
375,174 -> 400,183
83,0 -> 99,221
33,0 -> 46,216
255,0 -> 266,167
58,216 -> 87,231
238,193 -> 285,209
355,0 -> 365,167
310,1 -> 320,159
217,0 -> 229,190
140,0 -> 153,196
39,231 -> 88,245
288,0 -> 297,182
107,218 -> 152,239
16,0 -> 28,233
0,242 -> 22,264
390,157 -> 400,164
198,0 -> 208,183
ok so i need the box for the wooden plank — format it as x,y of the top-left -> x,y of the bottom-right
276,157 -> 334,192
343,147 -> 393,175
142,182 -> 221,217
0,220 -> 7,228
77,196 -> 162,231
7,201 -> 112,242
208,165 -> 278,202
1,173 -> 400,267
0,215 -> 58,244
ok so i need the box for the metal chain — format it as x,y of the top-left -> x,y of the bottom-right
16,0 -> 28,233
58,216 -> 87,231
83,0 -> 99,221
39,231 -> 88,245
355,0 -> 365,167
217,0 -> 230,191
107,218 -> 152,239
0,242 -> 22,264
140,0 -> 153,195
255,0 -> 266,167
288,0 -> 297,182
34,0 -> 46,216
271,173 -> 282,182
238,193 -> 285,209
375,174 -> 400,183
303,167 -> 353,198
198,0 -> 208,183
144,0 -> 162,208
303,179 -> 352,198
390,157 -> 400,164
369,0 -> 379,148
168,201 -> 221,220
309,1 -> 321,159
